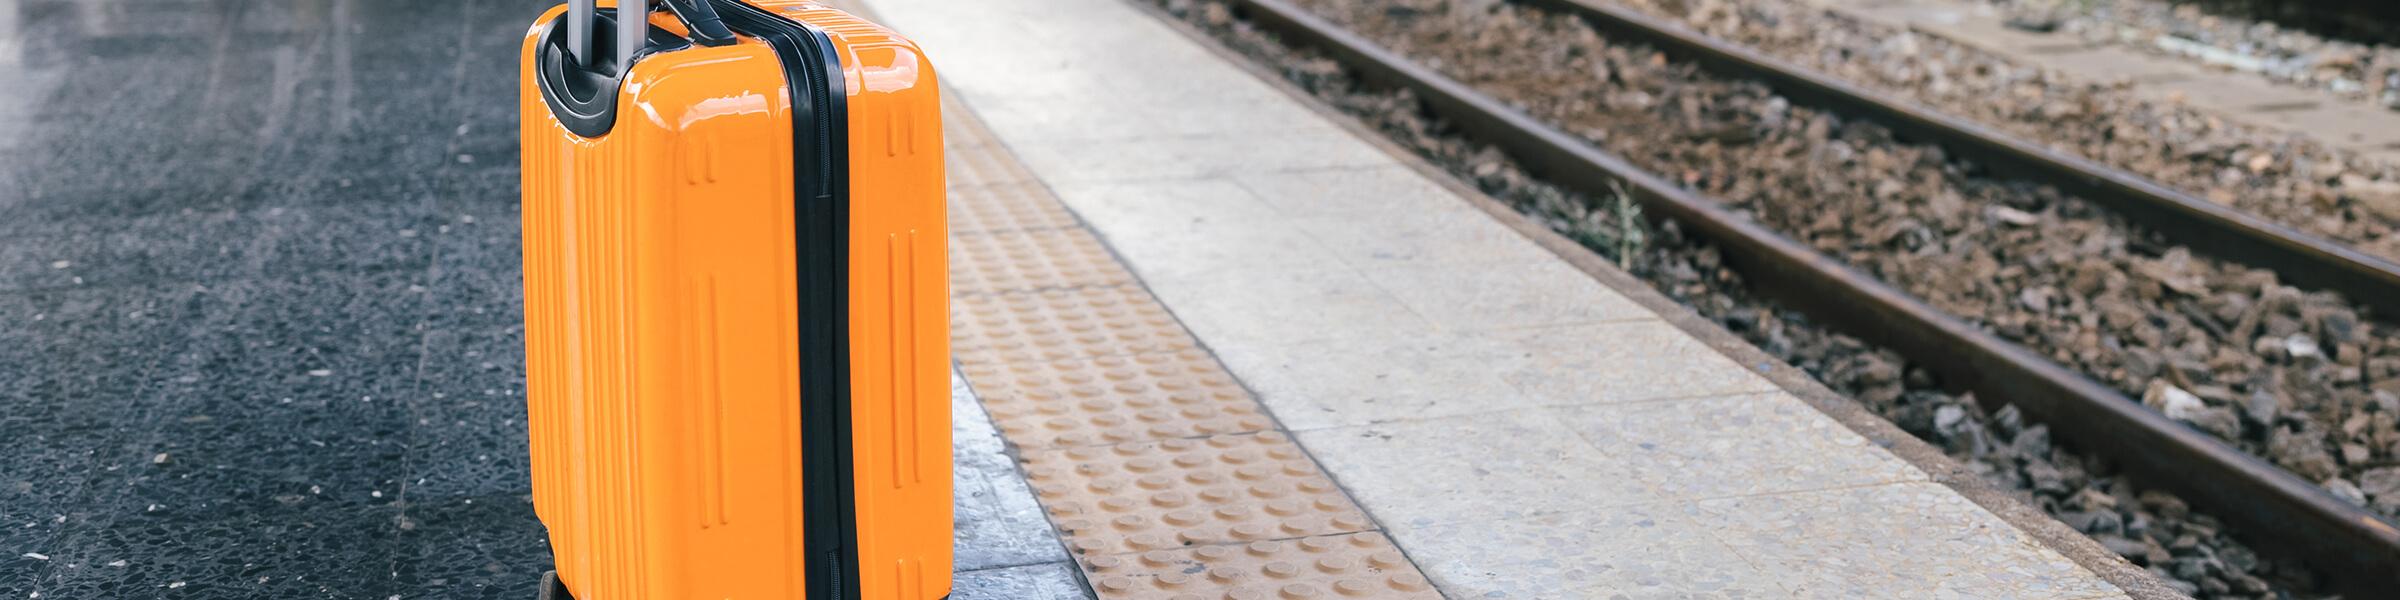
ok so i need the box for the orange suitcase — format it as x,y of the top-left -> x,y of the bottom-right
517,1 -> 949,598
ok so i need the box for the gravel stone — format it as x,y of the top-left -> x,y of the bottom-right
2360,466 -> 2400,513
2325,478 -> 2368,506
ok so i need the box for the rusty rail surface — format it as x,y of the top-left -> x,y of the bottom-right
1216,0 -> 2400,592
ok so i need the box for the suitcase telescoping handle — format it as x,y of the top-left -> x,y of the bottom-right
564,0 -> 737,71
567,0 -> 592,69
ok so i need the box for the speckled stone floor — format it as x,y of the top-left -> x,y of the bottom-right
0,0 -> 550,597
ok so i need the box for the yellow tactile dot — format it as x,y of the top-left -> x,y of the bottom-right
1023,433 -> 1373,558
950,228 -> 1135,293
1076,532 -> 1439,600
959,350 -> 1275,449
951,285 -> 1200,364
949,181 -> 1082,234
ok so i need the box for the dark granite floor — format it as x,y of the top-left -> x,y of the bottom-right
1,0 -> 556,597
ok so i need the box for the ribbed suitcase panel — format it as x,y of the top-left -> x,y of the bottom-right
763,4 -> 956,598
522,76 -> 653,597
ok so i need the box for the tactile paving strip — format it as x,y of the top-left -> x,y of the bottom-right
945,142 -> 1041,187
937,94 -> 1439,600
951,181 -> 1082,234
1083,532 -> 1441,600
951,228 -> 1139,293
1022,432 -> 1377,557
951,285 -> 1202,365
960,349 -> 1276,449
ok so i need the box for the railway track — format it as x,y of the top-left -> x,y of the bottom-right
1535,0 -> 2400,320
1147,0 -> 2400,595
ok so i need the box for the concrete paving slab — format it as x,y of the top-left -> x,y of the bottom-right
1557,392 -> 1926,499
2144,72 -> 2329,115
1140,265 -> 1435,346
1210,331 -> 1539,430
2250,103 -> 2400,151
1294,209 -> 1561,270
1692,482 -> 2124,599
1005,133 -> 1397,185
1295,410 -> 1658,528
946,65 -> 1297,107
1229,166 -> 1484,218
1832,0 -> 1981,30
1047,178 -> 1291,234
1924,22 -> 2090,55
2031,47 -> 2202,85
1359,259 -> 1656,332
1494,320 -> 1782,405
927,39 -> 1235,102
1050,179 -> 1329,282
968,93 -> 1343,144
1394,505 -> 1788,598
1096,218 -> 1337,285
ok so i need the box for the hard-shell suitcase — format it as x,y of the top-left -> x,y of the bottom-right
517,1 -> 949,598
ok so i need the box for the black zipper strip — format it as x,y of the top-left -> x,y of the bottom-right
710,3 -> 859,600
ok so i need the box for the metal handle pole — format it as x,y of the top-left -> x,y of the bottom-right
617,0 -> 648,74
567,0 -> 593,67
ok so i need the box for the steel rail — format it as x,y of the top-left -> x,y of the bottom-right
1217,0 -> 2400,592
1520,0 -> 2400,320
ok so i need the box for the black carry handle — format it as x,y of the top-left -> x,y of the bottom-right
660,0 -> 738,47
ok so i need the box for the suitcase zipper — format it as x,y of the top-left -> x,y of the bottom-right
709,3 -> 861,600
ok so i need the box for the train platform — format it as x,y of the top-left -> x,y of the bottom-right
878,0 -> 2169,597
0,0 -> 2178,598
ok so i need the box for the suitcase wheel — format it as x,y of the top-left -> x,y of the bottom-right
536,570 -> 573,600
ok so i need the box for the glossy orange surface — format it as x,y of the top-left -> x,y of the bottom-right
519,1 -> 948,597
